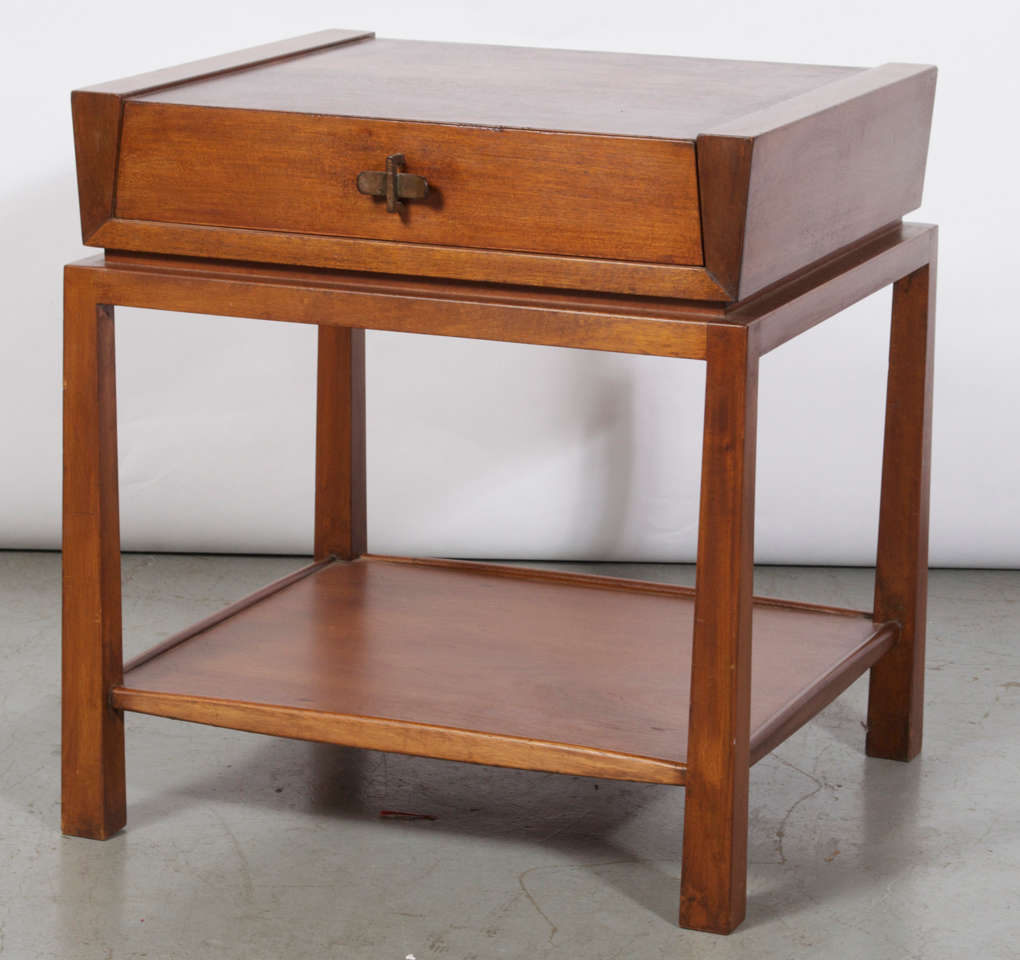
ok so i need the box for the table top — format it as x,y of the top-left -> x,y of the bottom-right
133,35 -> 861,140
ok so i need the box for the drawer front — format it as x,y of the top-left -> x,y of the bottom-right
115,102 -> 703,266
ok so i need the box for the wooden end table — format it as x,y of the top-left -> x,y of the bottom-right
62,31 -> 937,934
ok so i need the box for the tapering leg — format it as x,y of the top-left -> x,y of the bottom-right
61,265 -> 126,839
314,326 -> 367,560
867,255 -> 936,761
679,325 -> 758,934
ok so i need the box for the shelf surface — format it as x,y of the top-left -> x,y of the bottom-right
115,557 -> 896,784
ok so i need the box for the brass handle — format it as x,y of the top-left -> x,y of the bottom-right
356,154 -> 430,213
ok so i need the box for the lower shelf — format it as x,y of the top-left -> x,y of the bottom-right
113,556 -> 897,784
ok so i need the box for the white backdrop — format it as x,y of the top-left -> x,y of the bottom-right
2,0 -> 1017,564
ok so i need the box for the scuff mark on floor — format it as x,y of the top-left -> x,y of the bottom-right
772,755 -> 825,865
209,808 -> 255,905
517,866 -> 559,944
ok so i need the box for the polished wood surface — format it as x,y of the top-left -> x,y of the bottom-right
61,268 -> 125,839
737,222 -> 936,355
135,39 -> 858,138
115,104 -> 703,265
121,559 -> 335,674
314,327 -> 366,560
73,224 -> 937,368
752,619 -> 896,764
70,92 -> 123,240
79,29 -> 372,96
90,219 -> 730,299
60,228 -> 937,932
695,134 -> 753,301
72,33 -> 934,299
71,30 -> 371,241
113,557 -> 895,784
63,34 -> 938,934
867,260 -> 936,760
73,252 -> 716,359
700,63 -> 936,299
679,324 -> 757,932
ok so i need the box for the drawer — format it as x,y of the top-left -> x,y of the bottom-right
73,32 -> 935,300
115,101 -> 703,267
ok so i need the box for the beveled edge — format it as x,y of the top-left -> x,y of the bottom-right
705,62 -> 936,139
89,219 -> 732,301
111,688 -> 689,786
71,30 -> 374,242
78,29 -> 374,97
698,63 -> 936,299
730,222 -> 938,356
749,621 -> 898,764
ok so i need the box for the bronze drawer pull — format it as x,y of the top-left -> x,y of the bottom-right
356,153 -> 430,213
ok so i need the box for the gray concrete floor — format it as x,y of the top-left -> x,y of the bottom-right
1,552 -> 1017,959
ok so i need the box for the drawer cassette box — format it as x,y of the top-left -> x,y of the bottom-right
73,30 -> 935,301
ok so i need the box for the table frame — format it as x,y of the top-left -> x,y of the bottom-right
61,221 -> 935,934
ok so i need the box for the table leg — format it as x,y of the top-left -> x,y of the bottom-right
867,256 -> 936,761
314,326 -> 367,560
61,265 -> 126,839
679,324 -> 758,933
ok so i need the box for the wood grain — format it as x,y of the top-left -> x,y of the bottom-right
110,689 -> 688,786
734,222 -> 937,355
115,103 -> 703,265
122,558 -> 334,674
679,324 -> 757,933
74,254 -> 715,359
750,621 -> 897,764
70,30 -> 373,242
61,266 -> 125,839
98,249 -> 724,321
62,36 -> 939,929
371,554 -> 892,618
113,557 -> 894,784
78,29 -> 373,96
75,41 -> 935,298
867,255 -> 936,760
71,92 -> 124,240
315,326 -> 366,559
90,219 -> 731,299
699,64 -> 936,299
695,134 -> 753,298
134,38 -> 858,139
